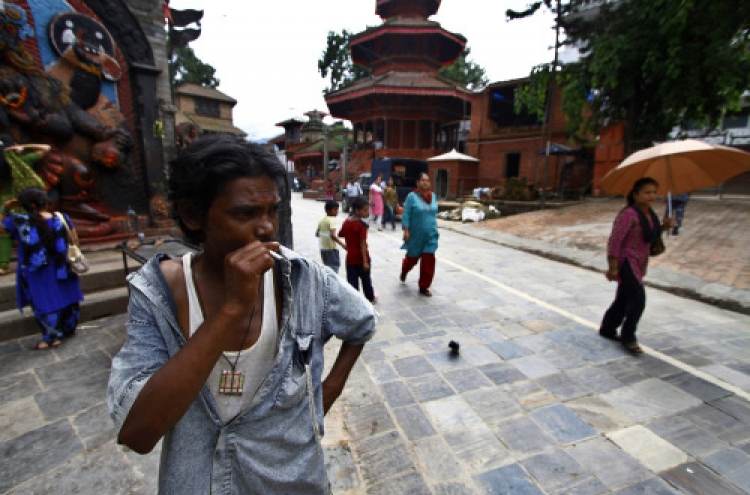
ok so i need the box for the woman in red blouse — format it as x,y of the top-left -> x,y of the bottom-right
599,177 -> 674,355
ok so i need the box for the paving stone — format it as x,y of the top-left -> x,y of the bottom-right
407,374 -> 455,402
660,346 -> 715,367
473,463 -> 545,495
702,448 -> 750,493
568,438 -> 651,490
73,402 -> 117,452
359,440 -> 415,485
522,449 -> 606,495
4,441 -> 143,495
392,405 -> 437,441
500,379 -> 558,410
538,347 -> 589,371
682,404 -> 750,445
0,420 -> 84,492
351,430 -> 403,458
647,415 -> 727,459
0,346 -> 64,378
443,367 -> 494,393
381,341 -> 425,361
366,470 -> 432,495
34,370 -> 110,422
566,395 -> 636,432
611,477 -> 684,495
514,334 -> 556,353
607,425 -> 688,472
461,345 -> 503,366
596,359 -> 650,386
396,320 -> 430,335
0,371 -> 41,404
0,396 -> 45,444
478,362 -> 527,385
510,355 -> 560,379
36,351 -> 117,389
463,388 -> 523,425
530,404 -> 598,444
443,425 -> 513,473
488,341 -> 533,360
632,354 -> 682,379
361,346 -> 387,364
380,380 -> 416,408
423,395 -> 484,434
521,318 -> 558,334
709,395 -> 750,424
345,402 -> 397,444
661,461 -> 749,495
546,329 -> 624,363
600,378 -> 702,422
392,355 -> 436,378
413,436 -> 463,482
470,327 -> 506,343
433,481 -> 481,495
662,371 -> 733,402
325,443 -> 363,492
537,373 -> 591,401
494,415 -> 557,456
427,349 -> 470,371
497,323 -> 533,339
368,360 -> 399,384
700,364 -> 750,390
566,366 -> 624,394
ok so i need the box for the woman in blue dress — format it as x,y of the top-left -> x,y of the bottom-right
400,172 -> 439,296
1,187 -> 83,349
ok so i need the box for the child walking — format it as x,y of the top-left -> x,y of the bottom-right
315,200 -> 347,273
338,197 -> 376,303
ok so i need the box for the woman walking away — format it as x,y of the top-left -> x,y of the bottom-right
400,172 -> 439,296
383,177 -> 398,230
0,187 -> 83,349
599,177 -> 674,355
369,173 -> 384,231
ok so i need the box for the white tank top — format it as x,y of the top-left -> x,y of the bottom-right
182,252 -> 279,423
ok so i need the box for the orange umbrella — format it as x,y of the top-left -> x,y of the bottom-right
600,139 -> 750,196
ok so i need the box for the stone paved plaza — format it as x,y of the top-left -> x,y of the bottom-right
1,194 -> 749,494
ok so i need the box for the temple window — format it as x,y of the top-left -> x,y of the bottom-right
194,97 -> 221,118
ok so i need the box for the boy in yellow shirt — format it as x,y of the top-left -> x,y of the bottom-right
316,200 -> 347,273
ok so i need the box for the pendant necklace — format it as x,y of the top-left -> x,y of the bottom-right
218,281 -> 261,396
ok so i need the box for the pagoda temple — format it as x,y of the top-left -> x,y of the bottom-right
325,0 -> 473,175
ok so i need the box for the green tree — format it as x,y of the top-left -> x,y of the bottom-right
169,45 -> 220,88
511,0 -> 750,150
317,30 -> 371,94
438,48 -> 488,89
318,29 -> 487,93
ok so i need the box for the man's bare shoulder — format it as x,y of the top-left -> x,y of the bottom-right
159,257 -> 184,291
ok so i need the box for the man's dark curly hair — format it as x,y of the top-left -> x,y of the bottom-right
168,134 -> 288,244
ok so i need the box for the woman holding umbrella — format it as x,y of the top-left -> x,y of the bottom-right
599,177 -> 674,355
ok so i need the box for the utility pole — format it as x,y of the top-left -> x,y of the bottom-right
341,128 -> 348,182
540,0 -> 562,210
323,126 -> 329,183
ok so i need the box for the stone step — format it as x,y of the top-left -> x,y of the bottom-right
0,286 -> 130,342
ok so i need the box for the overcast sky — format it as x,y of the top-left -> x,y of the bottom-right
170,0 -> 558,141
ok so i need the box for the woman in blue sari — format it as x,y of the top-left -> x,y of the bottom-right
400,172 -> 439,296
1,187 -> 83,349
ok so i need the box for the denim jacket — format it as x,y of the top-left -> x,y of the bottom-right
107,247 -> 376,494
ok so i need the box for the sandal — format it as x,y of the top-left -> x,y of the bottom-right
399,272 -> 407,283
599,331 -> 620,342
30,340 -> 61,350
622,341 -> 643,355
419,288 -> 432,297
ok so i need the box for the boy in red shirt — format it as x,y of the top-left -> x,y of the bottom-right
338,197 -> 376,303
